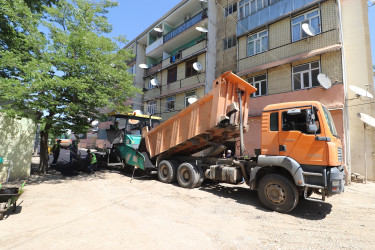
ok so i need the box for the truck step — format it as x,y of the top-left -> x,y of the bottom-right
106,163 -> 124,167
304,184 -> 325,189
303,172 -> 323,177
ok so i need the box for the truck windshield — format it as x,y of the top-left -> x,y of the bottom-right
322,106 -> 338,137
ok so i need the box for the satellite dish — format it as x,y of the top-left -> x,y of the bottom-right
150,78 -> 159,86
317,73 -> 332,89
139,64 -> 148,69
188,97 -> 198,104
302,23 -> 316,36
349,85 -> 374,99
358,113 -> 375,128
154,27 -> 163,33
91,120 -> 99,126
129,110 -> 143,125
193,62 -> 203,72
196,27 -> 208,33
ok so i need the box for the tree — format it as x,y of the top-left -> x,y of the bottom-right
0,0 -> 139,173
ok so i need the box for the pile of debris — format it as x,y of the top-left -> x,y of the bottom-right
351,173 -> 365,183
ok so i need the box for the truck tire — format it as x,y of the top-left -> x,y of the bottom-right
177,162 -> 200,189
257,174 -> 299,213
158,160 -> 177,183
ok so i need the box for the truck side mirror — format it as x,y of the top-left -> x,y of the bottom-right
306,108 -> 317,133
307,124 -> 318,133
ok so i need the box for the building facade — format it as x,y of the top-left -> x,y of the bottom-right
125,0 -> 374,180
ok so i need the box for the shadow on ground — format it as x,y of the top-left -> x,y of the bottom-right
198,181 -> 332,220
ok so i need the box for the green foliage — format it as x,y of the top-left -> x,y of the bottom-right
0,0 -> 139,137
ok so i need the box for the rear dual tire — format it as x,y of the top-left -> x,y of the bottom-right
157,160 -> 177,183
177,162 -> 200,189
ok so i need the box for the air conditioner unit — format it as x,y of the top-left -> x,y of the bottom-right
184,14 -> 190,21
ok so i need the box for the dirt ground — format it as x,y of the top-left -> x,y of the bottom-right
1,162 -> 375,249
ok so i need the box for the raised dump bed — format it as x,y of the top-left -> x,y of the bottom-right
142,71 -> 257,159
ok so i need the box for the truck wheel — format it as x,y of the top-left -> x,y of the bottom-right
257,174 -> 299,213
158,160 -> 177,183
177,162 -> 200,189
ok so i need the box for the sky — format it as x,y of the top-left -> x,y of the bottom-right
106,0 -> 375,66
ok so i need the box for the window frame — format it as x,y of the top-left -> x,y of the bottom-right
291,8 -> 321,42
166,96 -> 175,112
167,66 -> 177,84
292,61 -> 321,90
224,2 -> 237,17
247,29 -> 268,57
248,74 -> 268,97
186,58 -> 198,78
185,91 -> 197,107
223,35 -> 237,50
148,100 -> 157,115
148,78 -> 157,90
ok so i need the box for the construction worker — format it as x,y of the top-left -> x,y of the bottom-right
69,140 -> 78,164
86,149 -> 97,174
51,139 -> 61,165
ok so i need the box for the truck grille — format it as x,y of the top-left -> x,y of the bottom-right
337,147 -> 343,163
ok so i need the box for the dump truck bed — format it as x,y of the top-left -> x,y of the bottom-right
143,71 -> 257,159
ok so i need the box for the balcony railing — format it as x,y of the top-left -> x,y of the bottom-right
163,9 -> 208,43
145,62 -> 162,76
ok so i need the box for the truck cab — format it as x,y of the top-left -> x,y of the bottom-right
255,101 -> 345,212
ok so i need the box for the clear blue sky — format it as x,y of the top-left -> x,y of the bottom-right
107,1 -> 375,66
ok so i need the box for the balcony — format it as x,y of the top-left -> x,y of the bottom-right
146,37 -> 164,55
237,0 -> 318,36
145,62 -> 162,76
163,9 -> 208,43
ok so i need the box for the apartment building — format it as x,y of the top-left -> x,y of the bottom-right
226,0 -> 373,180
124,0 -> 373,180
124,0 -> 218,122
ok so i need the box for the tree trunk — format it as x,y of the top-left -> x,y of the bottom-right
38,130 -> 49,174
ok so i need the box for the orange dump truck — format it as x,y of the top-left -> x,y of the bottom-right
139,71 -> 345,213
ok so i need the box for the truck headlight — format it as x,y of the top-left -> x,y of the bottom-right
332,180 -> 340,187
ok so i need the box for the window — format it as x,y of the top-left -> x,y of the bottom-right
186,58 -> 198,78
166,96 -> 175,112
292,61 -> 320,90
148,78 -> 157,90
270,112 -> 279,131
224,2 -> 237,17
281,109 -> 320,134
167,66 -> 177,84
247,30 -> 268,56
248,74 -> 267,97
239,0 -> 270,19
292,9 -> 321,42
185,91 -> 197,107
127,64 -> 135,75
223,35 -> 237,50
148,101 -> 156,115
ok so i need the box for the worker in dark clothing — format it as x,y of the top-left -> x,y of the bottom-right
86,149 -> 97,174
69,140 -> 78,164
51,139 -> 61,165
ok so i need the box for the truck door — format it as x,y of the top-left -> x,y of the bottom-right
278,108 -> 328,166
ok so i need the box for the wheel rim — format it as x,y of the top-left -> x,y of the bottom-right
182,169 -> 190,182
265,184 -> 285,204
160,165 -> 168,178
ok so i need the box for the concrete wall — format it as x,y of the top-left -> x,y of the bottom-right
0,115 -> 36,182
341,0 -> 375,180
215,0 -> 237,77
